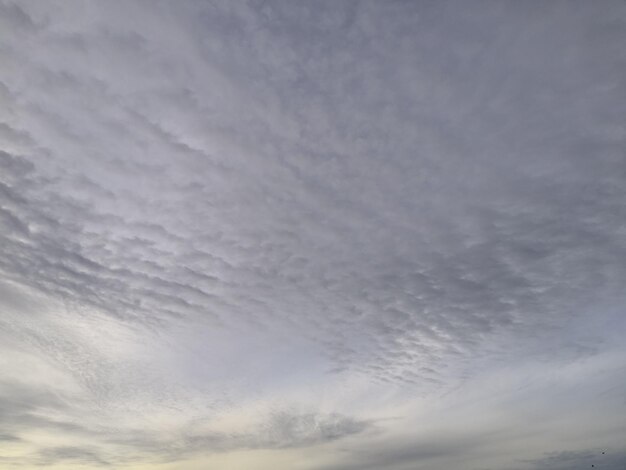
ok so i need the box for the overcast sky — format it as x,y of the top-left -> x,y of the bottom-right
1,1 -> 625,469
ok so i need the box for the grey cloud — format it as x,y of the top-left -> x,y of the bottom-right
259,411 -> 370,449
321,431 -> 491,470
112,410 -> 370,459
330,446 -> 626,470
0,0 -> 625,467
519,449 -> 626,470
0,380 -> 99,440
34,446 -> 111,467
1,0 -> 624,386
0,370 -> 369,462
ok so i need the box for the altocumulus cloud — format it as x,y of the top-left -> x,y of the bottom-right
0,1 -> 625,469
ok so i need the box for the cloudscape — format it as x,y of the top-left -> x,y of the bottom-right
1,1 -> 625,469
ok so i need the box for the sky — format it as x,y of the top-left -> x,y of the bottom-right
0,1 -> 625,469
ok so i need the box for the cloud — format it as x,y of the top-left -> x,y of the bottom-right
520,450 -> 626,470
34,446 -> 111,467
258,411 -> 370,449
0,0 -> 625,468
1,0 -> 624,387
327,446 -> 626,470
107,410 -> 370,458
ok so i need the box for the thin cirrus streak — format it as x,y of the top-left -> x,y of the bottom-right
0,1 -> 625,469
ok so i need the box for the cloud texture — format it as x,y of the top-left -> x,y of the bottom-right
1,1 -> 625,469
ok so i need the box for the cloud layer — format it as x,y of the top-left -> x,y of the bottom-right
1,1 -> 625,469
